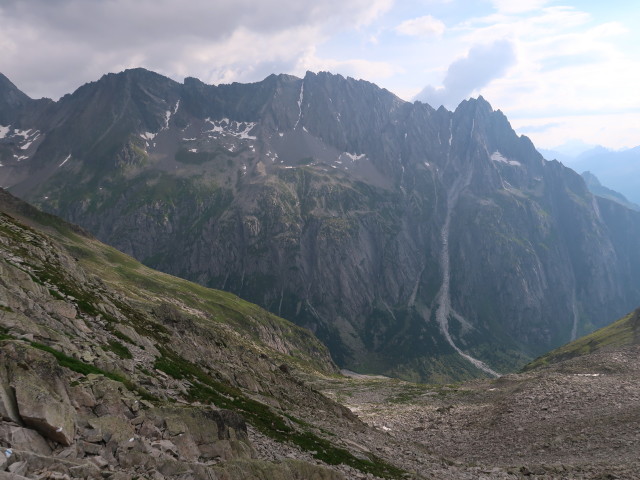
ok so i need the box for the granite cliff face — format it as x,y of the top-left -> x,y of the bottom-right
2,69 -> 640,380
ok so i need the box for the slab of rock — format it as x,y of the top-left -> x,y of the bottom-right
0,342 -> 76,445
158,406 -> 254,462
0,423 -> 52,455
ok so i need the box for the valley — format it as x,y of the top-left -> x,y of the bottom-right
2,186 -> 640,478
2,66 -> 640,478
2,69 -> 640,381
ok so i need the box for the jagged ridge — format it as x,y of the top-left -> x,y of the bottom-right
2,68 -> 640,381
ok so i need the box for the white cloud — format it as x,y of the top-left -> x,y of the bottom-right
296,47 -> 398,83
395,15 -> 445,37
0,0 -> 392,98
490,0 -> 550,14
414,39 -> 516,108
511,112 -> 640,150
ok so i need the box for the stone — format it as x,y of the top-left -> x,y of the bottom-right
88,455 -> 110,469
0,423 -> 52,455
1,343 -> 76,445
0,472 -> 30,480
8,460 -> 27,475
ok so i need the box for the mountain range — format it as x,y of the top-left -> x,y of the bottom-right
2,68 -> 640,381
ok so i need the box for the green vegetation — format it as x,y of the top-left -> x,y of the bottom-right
29,341 -> 156,402
31,341 -> 119,378
154,346 -> 406,479
523,308 -> 640,371
103,339 -> 133,359
0,326 -> 12,341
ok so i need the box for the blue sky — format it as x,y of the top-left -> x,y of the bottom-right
1,0 -> 638,150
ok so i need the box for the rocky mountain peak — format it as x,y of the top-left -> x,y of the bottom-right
0,73 -> 32,125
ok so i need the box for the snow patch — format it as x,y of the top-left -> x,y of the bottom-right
13,128 -> 32,139
0,125 -> 10,139
15,130 -> 40,151
491,151 -> 521,167
204,117 -> 257,140
59,154 -> 71,167
188,148 -> 198,153
340,152 -> 366,162
141,131 -> 156,141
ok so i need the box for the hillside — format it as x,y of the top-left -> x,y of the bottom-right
523,307 -> 640,371
312,307 -> 640,479
0,189 -> 409,479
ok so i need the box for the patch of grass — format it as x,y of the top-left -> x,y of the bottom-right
523,308 -> 640,371
105,324 -> 136,345
48,289 -> 65,300
103,339 -> 133,359
153,346 -> 406,479
30,341 -> 157,402
0,326 -> 13,341
0,305 -> 13,313
31,341 -> 117,377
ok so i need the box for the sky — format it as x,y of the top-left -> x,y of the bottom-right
1,0 -> 639,151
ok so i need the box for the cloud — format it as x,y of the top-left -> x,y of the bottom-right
414,39 -> 516,109
0,0 -> 392,99
395,15 -> 445,37
490,0 -> 549,14
539,53 -> 603,72
516,122 -> 561,133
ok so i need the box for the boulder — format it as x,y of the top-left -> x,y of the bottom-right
158,407 -> 253,461
0,423 -> 52,455
0,342 -> 76,445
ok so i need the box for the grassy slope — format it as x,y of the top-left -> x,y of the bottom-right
523,307 -> 640,371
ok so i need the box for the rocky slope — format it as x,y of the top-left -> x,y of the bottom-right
314,308 -> 640,479
2,69 -> 640,381
0,189 -> 407,479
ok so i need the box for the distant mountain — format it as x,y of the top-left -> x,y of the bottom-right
540,145 -> 640,205
2,68 -> 640,381
581,171 -> 640,211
